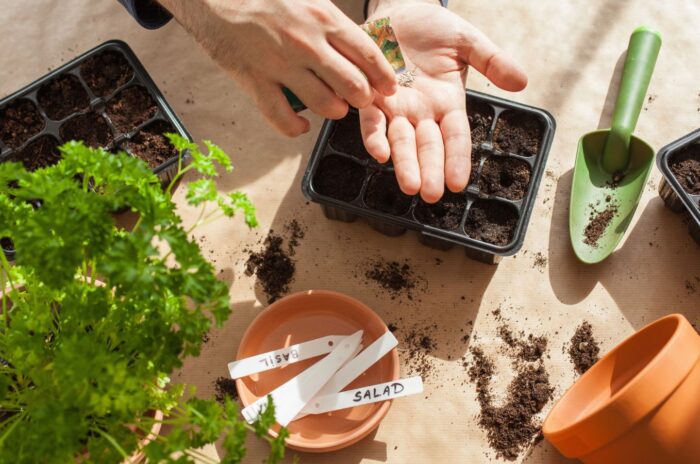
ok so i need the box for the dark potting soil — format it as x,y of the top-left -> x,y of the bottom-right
36,74 -> 89,121
365,258 -> 420,300
469,326 -> 553,461
493,111 -> 542,157
669,144 -> 700,195
606,170 -> 625,189
414,191 -> 467,230
465,200 -> 518,246
468,98 -> 494,150
313,155 -> 365,202
568,321 -> 600,375
284,219 -> 306,256
8,135 -> 61,171
478,156 -> 531,200
583,203 -> 618,247
60,112 -> 113,148
403,326 -> 438,380
80,50 -> 133,97
214,376 -> 239,404
246,222 -> 304,303
128,120 -> 178,169
364,170 -> 412,216
0,99 -> 44,149
106,86 -> 157,133
329,113 -> 371,160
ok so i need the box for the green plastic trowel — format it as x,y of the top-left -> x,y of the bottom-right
570,27 -> 662,264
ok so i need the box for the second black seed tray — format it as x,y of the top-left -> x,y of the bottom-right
657,128 -> 700,245
302,90 -> 555,264
0,40 -> 192,260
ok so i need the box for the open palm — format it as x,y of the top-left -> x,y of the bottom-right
359,3 -> 528,203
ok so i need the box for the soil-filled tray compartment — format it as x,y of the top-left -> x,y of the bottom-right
301,90 -> 555,264
0,40 -> 192,260
657,128 -> 700,245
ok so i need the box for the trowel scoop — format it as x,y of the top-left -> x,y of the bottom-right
570,27 -> 661,264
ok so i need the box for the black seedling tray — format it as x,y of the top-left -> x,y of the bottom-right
0,40 -> 192,260
301,90 -> 555,264
657,128 -> 700,244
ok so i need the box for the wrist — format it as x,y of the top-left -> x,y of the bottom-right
366,0 -> 441,19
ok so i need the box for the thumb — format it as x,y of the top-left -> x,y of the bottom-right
454,21 -> 528,92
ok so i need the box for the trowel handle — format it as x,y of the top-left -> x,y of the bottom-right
603,26 -> 662,173
283,87 -> 307,113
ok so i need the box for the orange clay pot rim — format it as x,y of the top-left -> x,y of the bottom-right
235,290 -> 400,451
543,314 -> 699,443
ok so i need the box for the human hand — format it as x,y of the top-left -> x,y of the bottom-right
158,0 -> 397,136
361,0 -> 528,203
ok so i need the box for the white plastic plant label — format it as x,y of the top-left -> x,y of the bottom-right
299,330 -> 398,416
227,335 -> 346,379
301,376 -> 424,415
241,331 -> 363,426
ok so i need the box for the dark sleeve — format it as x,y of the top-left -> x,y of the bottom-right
364,0 -> 448,19
117,0 -> 172,30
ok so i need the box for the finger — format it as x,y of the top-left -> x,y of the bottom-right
285,70 -> 349,120
253,82 -> 310,137
312,46 -> 376,109
328,25 -> 398,97
454,22 -> 528,92
388,117 -> 420,195
359,104 -> 390,163
440,109 -> 471,192
415,120 -> 445,203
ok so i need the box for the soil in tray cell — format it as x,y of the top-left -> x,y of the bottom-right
313,155 -> 365,202
669,143 -> 700,195
60,112 -> 113,148
364,170 -> 412,215
106,86 -> 157,133
128,120 -> 178,169
80,50 -> 134,97
0,99 -> 44,149
7,135 -> 61,171
478,156 -> 531,201
329,113 -> 371,160
468,98 -> 494,149
37,74 -> 89,121
414,190 -> 467,231
493,110 -> 542,157
465,200 -> 518,246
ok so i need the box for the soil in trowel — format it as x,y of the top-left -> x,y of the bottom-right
468,325 -> 554,461
583,202 -> 619,247
245,221 -> 306,303
568,321 -> 600,375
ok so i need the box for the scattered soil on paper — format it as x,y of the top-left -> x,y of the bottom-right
214,376 -> 239,404
568,322 -> 600,375
468,322 -> 553,460
246,221 -> 305,303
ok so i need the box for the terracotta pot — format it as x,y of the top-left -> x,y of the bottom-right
543,314 -> 700,463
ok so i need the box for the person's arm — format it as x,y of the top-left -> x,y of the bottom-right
358,0 -> 527,203
150,0 -> 397,137
117,0 -> 172,29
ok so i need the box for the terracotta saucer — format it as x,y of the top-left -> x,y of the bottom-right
235,290 -> 399,453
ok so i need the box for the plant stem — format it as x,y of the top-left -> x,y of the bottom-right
92,428 -> 129,460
